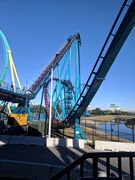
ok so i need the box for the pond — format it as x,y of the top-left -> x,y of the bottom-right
98,120 -> 135,142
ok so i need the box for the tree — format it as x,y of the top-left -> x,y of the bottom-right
91,108 -> 104,115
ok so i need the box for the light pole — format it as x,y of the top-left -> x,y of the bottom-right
48,68 -> 53,138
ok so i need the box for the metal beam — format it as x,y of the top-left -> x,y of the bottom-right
68,0 -> 135,122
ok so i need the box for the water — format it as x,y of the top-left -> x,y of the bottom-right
98,121 -> 135,142
31,114 -> 46,121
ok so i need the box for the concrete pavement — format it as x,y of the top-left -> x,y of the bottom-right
0,144 -> 134,179
0,144 -> 94,179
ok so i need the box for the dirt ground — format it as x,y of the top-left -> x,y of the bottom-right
57,115 -> 132,144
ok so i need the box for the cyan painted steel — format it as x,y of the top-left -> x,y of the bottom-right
0,30 -> 9,83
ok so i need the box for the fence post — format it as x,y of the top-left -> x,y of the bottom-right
45,111 -> 48,137
95,120 -> 96,136
85,118 -> 86,133
132,124 -> 134,143
105,121 -> 107,138
118,121 -> 119,142
44,120 -> 46,137
111,122 -> 112,141
92,123 -> 95,144
63,121 -> 65,138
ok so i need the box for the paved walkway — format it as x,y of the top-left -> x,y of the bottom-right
0,144 -> 94,179
0,144 -> 133,179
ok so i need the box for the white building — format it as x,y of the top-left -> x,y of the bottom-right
110,104 -> 121,112
87,105 -> 92,111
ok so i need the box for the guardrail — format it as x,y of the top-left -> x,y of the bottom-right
50,151 -> 135,180
0,81 -> 26,95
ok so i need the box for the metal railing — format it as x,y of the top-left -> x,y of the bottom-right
81,119 -> 135,143
0,81 -> 26,95
50,151 -> 135,180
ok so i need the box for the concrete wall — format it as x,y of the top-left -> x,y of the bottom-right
95,140 -> 135,151
0,135 -> 85,148
46,138 -> 85,148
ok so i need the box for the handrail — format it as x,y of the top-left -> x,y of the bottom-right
50,151 -> 135,180
0,81 -> 26,95
0,81 -> 27,103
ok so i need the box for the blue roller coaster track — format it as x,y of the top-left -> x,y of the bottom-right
65,0 -> 135,123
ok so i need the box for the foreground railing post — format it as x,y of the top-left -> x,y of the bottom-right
80,162 -> 84,177
106,157 -> 110,177
67,171 -> 70,180
118,157 -> 122,180
93,157 -> 98,177
129,157 -> 134,180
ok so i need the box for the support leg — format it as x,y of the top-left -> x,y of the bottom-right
74,118 -> 80,139
26,99 -> 32,121
74,118 -> 87,139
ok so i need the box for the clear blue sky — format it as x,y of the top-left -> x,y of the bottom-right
0,0 -> 135,111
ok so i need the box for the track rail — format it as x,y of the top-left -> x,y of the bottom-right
28,33 -> 81,98
65,0 -> 135,123
0,34 -> 80,104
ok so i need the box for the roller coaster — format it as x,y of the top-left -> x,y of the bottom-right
0,0 -> 135,138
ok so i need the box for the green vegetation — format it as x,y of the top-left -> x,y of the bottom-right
86,107 -> 135,116
30,105 -> 46,114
